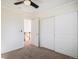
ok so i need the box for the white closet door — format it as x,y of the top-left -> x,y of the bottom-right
55,12 -> 78,58
40,17 -> 55,50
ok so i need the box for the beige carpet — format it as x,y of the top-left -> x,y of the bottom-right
2,45 -> 76,59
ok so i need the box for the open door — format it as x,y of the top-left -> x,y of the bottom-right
31,19 -> 40,47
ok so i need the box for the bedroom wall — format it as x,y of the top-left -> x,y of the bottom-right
24,19 -> 31,32
38,0 -> 77,18
1,7 -> 33,54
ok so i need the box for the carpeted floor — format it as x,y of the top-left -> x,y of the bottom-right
2,45 -> 76,59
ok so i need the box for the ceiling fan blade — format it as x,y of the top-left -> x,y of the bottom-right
14,1 -> 24,5
30,1 -> 39,8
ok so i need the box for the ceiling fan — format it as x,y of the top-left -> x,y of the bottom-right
14,0 -> 39,8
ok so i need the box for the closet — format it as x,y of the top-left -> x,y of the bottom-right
40,12 -> 78,58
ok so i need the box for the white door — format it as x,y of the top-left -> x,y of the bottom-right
40,17 -> 55,50
31,19 -> 39,47
55,12 -> 78,58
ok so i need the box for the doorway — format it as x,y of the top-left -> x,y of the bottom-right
24,19 -> 31,47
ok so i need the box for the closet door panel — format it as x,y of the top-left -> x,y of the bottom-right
55,12 -> 78,58
40,17 -> 55,50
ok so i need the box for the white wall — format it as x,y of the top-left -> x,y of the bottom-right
37,0 -> 77,18
1,8 -> 25,53
24,19 -> 31,32
55,11 -> 78,58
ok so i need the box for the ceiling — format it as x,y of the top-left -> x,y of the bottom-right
2,0 -> 76,13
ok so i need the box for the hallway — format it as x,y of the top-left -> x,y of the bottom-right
24,32 -> 31,46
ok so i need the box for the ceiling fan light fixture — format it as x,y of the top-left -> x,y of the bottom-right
24,0 -> 31,6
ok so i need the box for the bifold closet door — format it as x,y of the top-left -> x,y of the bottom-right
40,17 -> 55,50
55,12 -> 78,58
